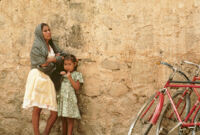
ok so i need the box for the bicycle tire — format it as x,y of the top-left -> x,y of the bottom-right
192,109 -> 200,135
156,90 -> 190,135
128,92 -> 159,135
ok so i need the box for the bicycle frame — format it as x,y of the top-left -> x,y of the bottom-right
162,77 -> 200,128
150,92 -> 164,124
128,61 -> 200,135
139,91 -> 164,125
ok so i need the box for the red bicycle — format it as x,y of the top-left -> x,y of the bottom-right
157,61 -> 200,135
128,61 -> 200,135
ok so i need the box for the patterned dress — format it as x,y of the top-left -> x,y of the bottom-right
57,71 -> 83,119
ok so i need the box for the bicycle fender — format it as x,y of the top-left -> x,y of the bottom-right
150,93 -> 164,124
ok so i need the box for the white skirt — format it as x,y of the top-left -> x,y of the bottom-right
22,69 -> 57,111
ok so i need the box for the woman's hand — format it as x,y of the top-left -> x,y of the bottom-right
56,53 -> 64,60
55,53 -> 60,56
47,57 -> 56,63
41,63 -> 49,67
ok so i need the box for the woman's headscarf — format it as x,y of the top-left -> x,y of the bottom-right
30,23 -> 63,75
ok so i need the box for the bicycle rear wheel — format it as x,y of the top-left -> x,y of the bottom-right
156,90 -> 190,135
128,92 -> 161,135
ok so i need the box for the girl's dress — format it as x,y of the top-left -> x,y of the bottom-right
57,71 -> 83,119
22,46 -> 57,111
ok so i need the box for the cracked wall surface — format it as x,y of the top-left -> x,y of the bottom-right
1,0 -> 200,135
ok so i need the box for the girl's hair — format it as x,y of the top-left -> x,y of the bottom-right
41,23 -> 49,30
64,54 -> 78,71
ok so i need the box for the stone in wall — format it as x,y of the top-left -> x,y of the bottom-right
108,82 -> 129,97
101,59 -> 120,70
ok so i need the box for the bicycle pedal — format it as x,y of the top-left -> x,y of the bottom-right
180,127 -> 191,135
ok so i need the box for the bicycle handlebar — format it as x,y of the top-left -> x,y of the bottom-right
160,61 -> 190,81
183,60 -> 200,76
183,60 -> 200,68
160,61 -> 176,71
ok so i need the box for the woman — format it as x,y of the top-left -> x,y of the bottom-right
23,23 -> 64,135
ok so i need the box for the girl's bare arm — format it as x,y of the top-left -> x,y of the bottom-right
67,72 -> 80,91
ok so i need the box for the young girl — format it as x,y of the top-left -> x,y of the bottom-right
57,54 -> 83,135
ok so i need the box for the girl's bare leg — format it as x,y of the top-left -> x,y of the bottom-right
62,117 -> 67,135
67,118 -> 74,135
32,107 -> 42,135
43,111 -> 57,135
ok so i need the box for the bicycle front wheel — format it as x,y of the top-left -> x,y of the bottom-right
156,90 -> 190,135
192,109 -> 200,135
128,92 -> 161,135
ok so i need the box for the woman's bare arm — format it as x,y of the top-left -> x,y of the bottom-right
41,57 -> 56,67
